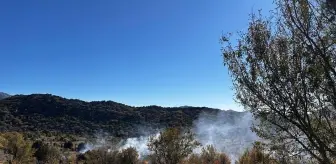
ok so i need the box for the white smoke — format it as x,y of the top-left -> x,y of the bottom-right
118,111 -> 258,162
79,130 -> 158,158
118,135 -> 151,158
193,111 -> 259,162
79,132 -> 109,154
79,111 -> 258,162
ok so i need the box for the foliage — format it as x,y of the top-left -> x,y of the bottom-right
0,94 -> 221,138
200,145 -> 231,164
117,147 -> 139,164
221,0 -> 336,163
32,140 -> 43,150
200,145 -> 219,164
185,153 -> 202,164
0,132 -> 35,164
0,135 -> 7,149
78,148 -> 140,164
236,142 -> 277,164
184,145 -> 231,164
0,131 -> 285,164
147,128 -> 200,164
78,149 -> 120,164
34,143 -> 61,164
63,141 -> 74,150
218,153 -> 232,164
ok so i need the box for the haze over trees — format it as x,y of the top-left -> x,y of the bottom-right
0,129 -> 271,164
0,93 -> 254,163
0,94 -> 223,137
147,128 -> 200,164
221,0 -> 335,163
0,0 -> 334,163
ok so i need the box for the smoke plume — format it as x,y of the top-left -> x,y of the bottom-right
79,110 -> 258,162
118,135 -> 152,158
79,132 -> 110,154
193,111 -> 259,162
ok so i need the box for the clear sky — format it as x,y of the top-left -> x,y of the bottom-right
0,0 -> 274,111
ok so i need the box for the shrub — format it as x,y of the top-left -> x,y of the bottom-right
185,154 -> 202,164
0,132 -> 36,164
79,149 -> 118,164
34,143 -> 61,164
117,147 -> 139,164
63,141 -> 74,150
200,145 -> 218,164
32,140 -> 43,150
147,128 -> 200,164
184,146 -> 231,164
218,153 -> 231,164
236,143 -> 276,164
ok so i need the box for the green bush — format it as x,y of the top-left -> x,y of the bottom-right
117,147 -> 139,164
184,145 -> 231,164
147,128 -> 200,164
0,132 -> 36,164
63,141 -> 74,150
34,143 -> 61,164
236,143 -> 277,164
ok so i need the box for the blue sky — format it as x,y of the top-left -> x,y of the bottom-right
0,0 -> 274,111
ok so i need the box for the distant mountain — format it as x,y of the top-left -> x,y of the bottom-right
0,92 -> 10,100
0,94 -> 243,138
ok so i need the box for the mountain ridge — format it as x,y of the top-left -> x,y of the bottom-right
0,92 -> 10,100
0,93 -> 243,138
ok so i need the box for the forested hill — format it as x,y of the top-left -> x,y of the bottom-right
0,94 -> 241,137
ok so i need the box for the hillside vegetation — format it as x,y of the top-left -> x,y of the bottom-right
0,129 -> 274,164
0,94 -> 231,138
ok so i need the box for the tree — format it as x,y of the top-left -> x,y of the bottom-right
236,142 -> 277,164
185,154 -> 202,164
32,140 -> 43,150
34,143 -> 61,164
117,147 -> 139,164
218,153 -> 231,164
0,135 -> 7,149
200,145 -> 218,164
0,132 -> 36,164
79,149 -> 118,164
200,145 -> 231,164
63,140 -> 74,150
184,145 -> 231,164
221,0 -> 335,163
147,128 -> 200,164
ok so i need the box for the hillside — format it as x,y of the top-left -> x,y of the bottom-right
0,92 -> 10,100
0,94 -> 241,138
